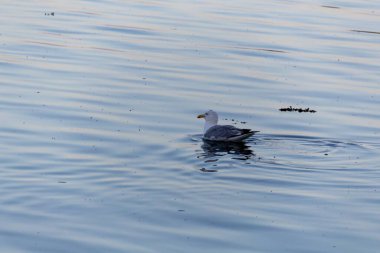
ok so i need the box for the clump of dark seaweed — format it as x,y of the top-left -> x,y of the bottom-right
279,106 -> 316,113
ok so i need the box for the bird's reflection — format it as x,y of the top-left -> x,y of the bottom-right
199,140 -> 254,160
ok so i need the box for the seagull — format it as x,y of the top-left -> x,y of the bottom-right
197,110 -> 259,142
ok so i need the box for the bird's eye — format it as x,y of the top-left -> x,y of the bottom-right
205,113 -> 208,116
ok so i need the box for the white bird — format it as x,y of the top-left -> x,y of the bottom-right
197,110 -> 259,142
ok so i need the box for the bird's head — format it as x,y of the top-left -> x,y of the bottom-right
197,110 -> 218,124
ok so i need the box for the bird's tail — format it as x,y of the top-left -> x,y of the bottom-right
241,129 -> 260,135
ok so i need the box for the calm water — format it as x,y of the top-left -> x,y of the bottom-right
1,0 -> 380,252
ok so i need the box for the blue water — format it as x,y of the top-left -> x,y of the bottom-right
1,0 -> 379,252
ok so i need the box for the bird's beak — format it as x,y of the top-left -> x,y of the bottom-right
197,114 -> 205,119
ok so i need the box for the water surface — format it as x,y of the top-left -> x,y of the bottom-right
1,0 -> 380,252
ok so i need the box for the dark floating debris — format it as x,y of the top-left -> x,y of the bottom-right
351,30 -> 380,35
224,118 -> 248,125
200,168 -> 218,173
279,106 -> 316,113
45,12 -> 55,16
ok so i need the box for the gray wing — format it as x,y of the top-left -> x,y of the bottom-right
204,125 -> 249,141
